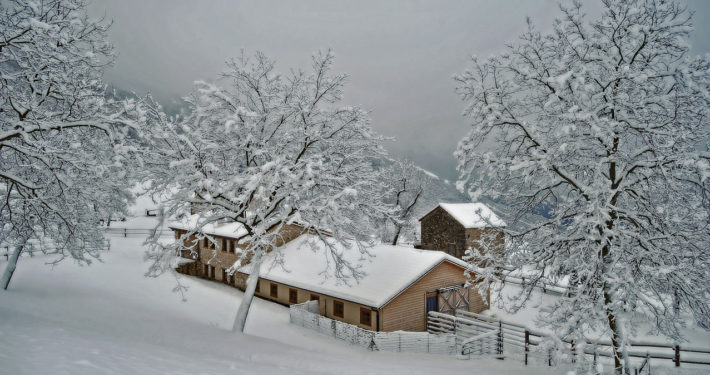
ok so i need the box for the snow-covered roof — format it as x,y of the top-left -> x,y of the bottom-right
246,235 -> 469,308
431,203 -> 506,228
168,215 -> 248,239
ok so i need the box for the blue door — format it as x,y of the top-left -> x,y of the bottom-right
426,293 -> 438,314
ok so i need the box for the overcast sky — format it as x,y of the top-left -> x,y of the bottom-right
88,0 -> 710,182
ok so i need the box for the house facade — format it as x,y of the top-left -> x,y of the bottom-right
171,218 -> 488,332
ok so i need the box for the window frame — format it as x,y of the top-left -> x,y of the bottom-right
288,288 -> 298,304
360,307 -> 372,326
310,294 -> 319,302
270,283 -> 278,298
333,300 -> 344,318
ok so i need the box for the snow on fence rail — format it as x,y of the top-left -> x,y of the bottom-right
289,301 -> 456,355
429,309 -> 710,371
104,228 -> 173,238
1,240 -> 110,261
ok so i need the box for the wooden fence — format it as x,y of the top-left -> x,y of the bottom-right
428,310 -> 710,371
2,239 -> 111,261
104,228 -> 173,238
289,301 -> 456,355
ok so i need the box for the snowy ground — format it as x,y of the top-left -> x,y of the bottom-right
0,221 -> 574,375
485,280 -> 710,374
1,215 -> 707,374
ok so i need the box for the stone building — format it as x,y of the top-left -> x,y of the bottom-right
418,203 -> 505,260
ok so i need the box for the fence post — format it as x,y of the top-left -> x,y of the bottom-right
498,320 -> 503,358
399,332 -> 402,352
675,344 -> 680,367
548,348 -> 552,367
524,330 -> 529,365
571,340 -> 576,363
124,228 -> 127,238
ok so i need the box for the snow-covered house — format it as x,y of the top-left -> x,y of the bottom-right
170,218 -> 488,332
418,203 -> 505,260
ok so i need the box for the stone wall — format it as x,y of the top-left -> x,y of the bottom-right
419,206 -> 466,257
420,206 -> 504,260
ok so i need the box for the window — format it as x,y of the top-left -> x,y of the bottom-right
270,283 -> 278,298
255,280 -> 260,293
333,300 -> 344,318
229,274 -> 235,285
210,265 -> 216,279
221,238 -> 227,252
360,308 -> 372,326
310,294 -> 319,302
447,243 -> 456,256
203,264 -> 209,277
222,269 -> 228,283
289,288 -> 298,304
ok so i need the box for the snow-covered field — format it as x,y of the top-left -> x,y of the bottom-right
0,219 -> 575,375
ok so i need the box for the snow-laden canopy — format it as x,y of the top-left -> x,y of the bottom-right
241,234 -> 468,308
168,215 -> 248,239
437,203 -> 506,228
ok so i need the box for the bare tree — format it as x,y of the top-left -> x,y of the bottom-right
0,0 -> 138,289
141,51 -> 394,332
455,1 -> 710,373
385,159 -> 426,245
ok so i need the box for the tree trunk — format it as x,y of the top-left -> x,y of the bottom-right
391,224 -> 402,246
604,287 -> 629,375
1,244 -> 24,290
232,251 -> 263,332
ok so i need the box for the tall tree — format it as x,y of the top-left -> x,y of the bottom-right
0,0 -> 138,289
384,158 -> 427,245
142,51 -> 393,332
454,1 -> 710,373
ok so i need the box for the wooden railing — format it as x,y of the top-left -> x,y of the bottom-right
103,228 -> 173,238
428,310 -> 710,370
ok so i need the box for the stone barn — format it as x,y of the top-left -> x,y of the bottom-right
418,203 -> 505,260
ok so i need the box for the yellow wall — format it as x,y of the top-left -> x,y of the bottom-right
381,261 -> 487,332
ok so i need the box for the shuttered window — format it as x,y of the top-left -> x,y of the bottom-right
360,308 -> 372,326
333,300 -> 344,318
